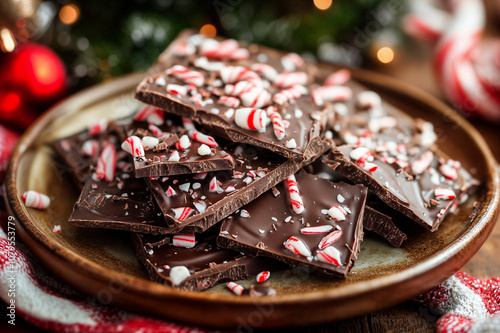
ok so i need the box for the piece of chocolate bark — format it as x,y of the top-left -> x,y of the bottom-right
146,139 -> 330,234
135,31 -> 327,162
125,107 -> 235,177
217,170 -> 368,277
69,153 -> 169,235
363,206 -> 406,248
131,228 -> 283,292
324,145 -> 474,231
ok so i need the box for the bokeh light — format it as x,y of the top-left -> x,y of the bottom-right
59,4 -> 80,25
314,0 -> 332,10
377,47 -> 395,64
200,24 -> 217,38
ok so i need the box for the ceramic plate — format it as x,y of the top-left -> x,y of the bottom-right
6,71 -> 500,329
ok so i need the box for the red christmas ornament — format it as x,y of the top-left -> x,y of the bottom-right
0,42 -> 67,107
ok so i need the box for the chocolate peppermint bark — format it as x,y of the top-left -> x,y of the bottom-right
69,153 -> 169,235
125,109 -> 234,177
363,206 -> 406,248
147,140 -> 330,234
135,31 -> 327,162
217,170 -> 368,277
131,228 -> 283,292
324,145 -> 474,231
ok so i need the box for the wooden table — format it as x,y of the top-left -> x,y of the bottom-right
2,55 -> 499,332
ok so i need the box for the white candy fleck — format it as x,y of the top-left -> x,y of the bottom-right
169,266 -> 191,285
179,183 -> 190,192
192,182 -> 201,190
337,194 -> 345,203
286,139 -> 297,149
198,144 -> 211,156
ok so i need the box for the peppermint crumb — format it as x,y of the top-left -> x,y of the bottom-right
258,229 -> 265,234
256,242 -> 266,249
290,219 -> 295,224
232,234 -> 238,238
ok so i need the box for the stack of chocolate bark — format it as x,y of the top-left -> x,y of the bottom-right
52,31 -> 477,295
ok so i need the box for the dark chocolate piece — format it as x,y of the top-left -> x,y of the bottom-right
69,155 -> 169,235
324,145 -> 474,231
363,206 -> 406,248
127,116 -> 235,177
131,228 -> 283,291
218,170 -> 367,278
135,31 -> 327,162
147,140 -> 330,234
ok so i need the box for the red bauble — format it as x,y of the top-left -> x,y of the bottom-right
0,43 -> 67,107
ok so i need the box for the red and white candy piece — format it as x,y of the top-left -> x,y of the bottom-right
175,135 -> 191,150
122,136 -> 145,158
52,225 -> 61,233
284,236 -> 312,258
95,143 -> 116,182
169,266 -> 191,286
324,69 -> 351,86
220,66 -> 262,86
274,72 -> 308,89
327,206 -> 347,221
256,271 -> 270,283
266,106 -> 286,140
172,234 -> 196,248
181,117 -> 196,132
273,85 -> 308,105
209,176 -> 219,192
312,86 -> 352,106
168,65 -> 204,87
200,39 -> 249,60
234,108 -> 268,131
251,63 -> 278,81
240,86 -> 271,108
172,42 -> 196,57
411,151 -> 434,175
225,81 -> 255,97
349,147 -> 374,165
197,144 -> 211,156
148,124 -> 163,137
300,225 -> 334,234
88,119 -> 108,136
357,91 -> 382,109
439,163 -> 458,180
134,105 -> 164,125
171,207 -> 193,221
22,191 -> 50,209
168,150 -> 180,162
81,139 -> 99,157
165,186 -> 177,197
166,84 -> 188,96
281,53 -> 304,71
318,230 -> 343,249
188,131 -> 217,149
286,175 -> 304,214
218,96 -> 240,108
226,282 -> 245,296
316,247 -> 342,266
435,187 -> 456,200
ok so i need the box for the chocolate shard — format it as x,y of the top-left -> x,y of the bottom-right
147,139 -> 331,234
126,115 -> 235,177
131,227 -> 285,292
217,170 -> 368,278
363,206 -> 406,248
324,145 -> 475,231
135,30 -> 328,162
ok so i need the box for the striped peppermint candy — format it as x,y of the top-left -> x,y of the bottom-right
209,176 -> 219,192
312,86 -> 352,106
234,108 -> 268,131
148,124 -> 163,137
169,65 -> 204,87
272,85 -> 308,105
88,119 -> 108,136
200,39 -> 249,60
274,72 -> 308,89
256,271 -> 270,283
435,187 -> 457,200
284,236 -> 312,258
171,207 -> 193,221
168,150 -> 180,162
316,247 -> 342,266
181,117 -> 196,132
22,191 -> 50,209
357,91 -> 382,109
172,42 -> 195,57
227,282 -> 245,296
439,163 -> 458,180
81,139 -> 99,157
286,174 -> 304,214
172,234 -> 196,248
225,81 -> 256,97
134,105 -> 164,125
166,84 -> 188,96
175,135 -> 191,150
300,225 -> 334,234
318,230 -> 343,249
240,86 -> 271,108
265,106 -> 286,140
165,186 -> 177,197
95,143 -> 116,182
251,63 -> 278,81
218,96 -> 240,108
349,147 -> 374,164
190,130 -> 218,147
328,206 -> 347,221
324,69 -> 351,86
411,151 -> 434,175
121,136 -> 145,158
220,66 -> 262,86
281,53 -> 304,71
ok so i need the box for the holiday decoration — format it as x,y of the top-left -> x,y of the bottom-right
403,0 -> 500,121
